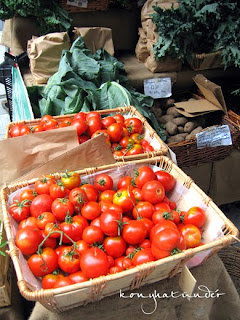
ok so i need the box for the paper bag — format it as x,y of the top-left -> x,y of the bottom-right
0,126 -> 79,188
27,32 -> 71,84
73,27 -> 114,56
135,28 -> 149,63
13,134 -> 115,182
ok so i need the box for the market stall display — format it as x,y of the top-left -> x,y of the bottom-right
1,156 -> 239,312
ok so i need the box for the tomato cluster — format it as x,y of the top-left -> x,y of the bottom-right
9,112 -> 154,157
10,166 -> 206,289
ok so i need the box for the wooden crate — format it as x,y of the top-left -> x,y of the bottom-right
1,156 -> 238,312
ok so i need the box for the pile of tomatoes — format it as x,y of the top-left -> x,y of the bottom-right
10,166 -> 206,289
8,111 -> 154,157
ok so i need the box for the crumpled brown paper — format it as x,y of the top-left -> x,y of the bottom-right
73,27 -> 114,56
27,32 -> 71,84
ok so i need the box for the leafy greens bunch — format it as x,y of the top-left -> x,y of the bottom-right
0,0 -> 72,34
152,0 -> 240,68
28,37 -> 166,140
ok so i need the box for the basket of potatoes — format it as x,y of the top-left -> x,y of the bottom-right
152,98 -> 238,168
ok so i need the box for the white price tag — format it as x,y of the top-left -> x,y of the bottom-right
67,0 -> 88,8
144,77 -> 172,99
196,125 -> 232,149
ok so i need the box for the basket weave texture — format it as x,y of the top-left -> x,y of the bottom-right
168,115 -> 238,168
6,105 -> 168,161
227,110 -> 240,150
1,156 -> 239,312
60,0 -> 110,12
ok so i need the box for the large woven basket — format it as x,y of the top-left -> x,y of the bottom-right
168,115 -> 238,168
60,0 -> 110,12
6,105 -> 168,161
1,156 -> 239,312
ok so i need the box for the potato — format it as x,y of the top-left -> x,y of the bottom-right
173,117 -> 188,126
152,108 -> 163,119
178,126 -> 184,133
167,134 -> 185,144
166,121 -> 178,136
184,121 -> 198,133
177,133 -> 188,139
166,107 -> 181,118
185,126 -> 203,140
159,114 -> 174,124
166,98 -> 175,107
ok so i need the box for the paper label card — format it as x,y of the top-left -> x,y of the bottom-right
196,125 -> 232,149
67,0 -> 88,8
179,265 -> 197,301
144,77 -> 172,99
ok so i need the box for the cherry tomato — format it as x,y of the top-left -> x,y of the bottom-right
32,125 -> 44,133
19,217 -> 38,230
124,118 -> 143,134
75,240 -> 90,255
39,230 -> 57,249
42,273 -> 64,289
82,226 -> 104,245
30,194 -> 53,218
125,144 -> 144,156
103,236 -> 127,258
69,187 -> 88,211
132,201 -> 155,220
113,114 -> 125,124
58,118 -> 73,128
42,118 -> 58,131
150,220 -> 178,241
9,200 -> 30,223
109,266 -> 123,274
51,198 -> 74,221
53,276 -> 73,288
80,247 -> 109,278
37,212 -> 56,230
28,247 -> 58,277
16,227 -> 42,255
99,190 -> 115,202
94,174 -> 113,192
49,182 -> 68,199
80,184 -> 99,202
155,171 -> 176,192
183,207 -> 206,228
151,228 -> 180,259
107,123 -> 124,142
142,180 -> 165,204
101,116 -> 116,128
9,124 -> 31,137
130,133 -> 144,144
68,271 -> 89,284
122,220 -> 147,245
73,112 -> 86,122
134,166 -> 156,189
72,119 -> 88,136
61,171 -> 81,190
87,116 -> 102,136
19,189 -> 37,203
100,210 -> 122,236
58,246 -> 80,274
78,135 -> 90,144
132,188 -> 143,203
119,136 -> 134,149
117,176 -> 134,190
179,224 -> 202,248
59,215 -> 85,243
132,248 -> 155,266
113,188 -> 136,213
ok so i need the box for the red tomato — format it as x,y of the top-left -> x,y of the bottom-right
113,114 -> 125,124
150,220 -> 178,241
103,236 -> 127,258
49,182 -> 67,199
125,144 -> 144,156
15,227 -> 42,255
99,190 -> 115,202
155,171 -> 176,192
142,180 -> 165,204
117,176 -> 134,190
34,176 -> 56,195
109,266 -> 123,274
76,240 -> 90,255
90,217 -> 101,228
138,218 -> 153,236
72,119 -> 88,136
32,125 -> 44,133
81,201 -> 101,220
101,116 -> 116,128
142,142 -> 154,152
94,174 -> 113,192
40,115 -> 54,125
80,247 -> 109,278
132,188 -> 143,202
9,200 -> 30,223
132,248 -> 155,266
151,228 -> 180,259
154,202 -> 171,211
37,212 -> 56,230
122,220 -> 147,245
119,136 -> 134,149
107,123 -> 124,142
59,216 -> 85,243
19,216 -> 38,230
184,207 -> 206,228
53,276 -> 73,288
9,124 -> 31,137
124,118 -> 143,134
87,116 -> 102,136
139,239 -> 151,249
78,134 -> 90,144
86,112 -> 101,121
39,230 -> 57,249
82,226 -> 104,245
69,187 -> 88,211
58,246 -> 80,274
73,215 -> 89,230
30,194 -> 53,218
19,189 -> 37,203
132,201 -> 155,220
51,198 -> 74,221
113,188 -> 136,213
58,118 -> 73,128
100,210 -> 122,237
28,247 -> 58,277
134,166 -> 156,189
80,184 -> 99,202
68,271 -> 89,284
179,224 -> 202,248
73,112 -> 86,122
107,255 -> 115,268
122,257 -> 133,270
44,223 -> 61,239
130,133 -> 144,144
177,234 -> 187,251
42,118 -> 58,131
61,171 -> 81,190
42,273 -> 64,289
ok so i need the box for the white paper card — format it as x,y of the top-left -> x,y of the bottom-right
67,0 -> 88,8
196,125 -> 232,149
179,265 -> 197,301
144,77 -> 172,99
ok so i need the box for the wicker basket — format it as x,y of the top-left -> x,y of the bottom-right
187,51 -> 222,71
60,0 -> 110,12
227,110 -> 240,150
6,105 -> 168,161
1,156 -> 239,312
168,115 -> 239,168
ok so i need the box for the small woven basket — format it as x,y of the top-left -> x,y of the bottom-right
60,0 -> 110,12
227,110 -> 240,150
